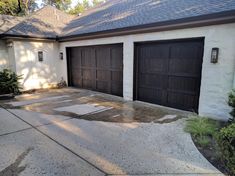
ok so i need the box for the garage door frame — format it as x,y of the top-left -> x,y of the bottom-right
66,43 -> 124,97
133,37 -> 204,112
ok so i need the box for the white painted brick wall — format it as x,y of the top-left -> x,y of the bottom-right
12,40 -> 61,90
123,38 -> 134,100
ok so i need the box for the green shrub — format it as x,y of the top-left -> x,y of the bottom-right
185,117 -> 218,138
217,123 -> 235,175
0,69 -> 22,95
228,90 -> 235,123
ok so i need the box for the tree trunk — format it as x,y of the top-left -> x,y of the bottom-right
17,0 -> 22,14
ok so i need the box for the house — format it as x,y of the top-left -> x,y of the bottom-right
0,0 -> 235,120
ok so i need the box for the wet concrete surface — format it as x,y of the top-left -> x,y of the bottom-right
0,88 -> 223,175
1,88 -> 189,124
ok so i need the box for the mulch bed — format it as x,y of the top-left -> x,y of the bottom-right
191,124 -> 232,176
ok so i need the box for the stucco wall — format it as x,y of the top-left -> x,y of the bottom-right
13,40 -> 63,90
59,23 -> 235,120
0,40 -> 9,70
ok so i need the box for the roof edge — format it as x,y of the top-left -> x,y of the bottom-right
0,34 -> 57,41
59,9 -> 235,42
1,5 -> 75,40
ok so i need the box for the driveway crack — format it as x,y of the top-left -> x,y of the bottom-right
0,127 -> 33,138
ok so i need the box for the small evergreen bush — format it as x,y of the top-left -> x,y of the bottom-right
0,69 -> 22,95
217,123 -> 235,175
228,90 -> 235,123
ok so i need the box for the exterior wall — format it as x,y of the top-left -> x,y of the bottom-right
12,40 -> 63,90
60,23 -> 235,120
0,40 -> 9,70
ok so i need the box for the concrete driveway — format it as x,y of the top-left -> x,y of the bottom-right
0,88 -> 223,176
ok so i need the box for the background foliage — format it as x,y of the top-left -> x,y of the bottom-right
42,0 -> 71,11
0,0 -> 38,16
0,0 -> 105,16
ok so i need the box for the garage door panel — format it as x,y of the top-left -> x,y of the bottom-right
169,59 -> 197,75
71,70 -> 81,80
71,67 -> 80,75
111,71 -> 123,82
96,81 -> 109,93
68,44 -> 123,97
111,47 -> 123,69
82,69 -> 93,80
140,44 -> 169,60
139,74 -> 167,89
168,77 -> 198,92
82,79 -> 93,89
71,74 -> 81,87
82,48 -> 95,67
167,92 -> 196,110
96,47 -> 111,68
70,57 -> 81,67
169,58 -> 202,75
70,53 -> 81,69
135,39 -> 203,112
142,58 -> 168,73
97,70 -> 110,81
71,48 -> 81,58
170,43 -> 200,60
111,83 -> 123,96
139,45 -> 169,73
138,87 -> 166,105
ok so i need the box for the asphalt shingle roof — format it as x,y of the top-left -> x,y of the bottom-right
61,0 -> 235,38
1,0 -> 235,39
0,15 -> 23,34
5,6 -> 74,38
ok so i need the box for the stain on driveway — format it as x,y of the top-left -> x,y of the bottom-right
0,148 -> 33,176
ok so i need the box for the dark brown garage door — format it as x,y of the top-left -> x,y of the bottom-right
67,44 -> 123,96
135,38 -> 204,112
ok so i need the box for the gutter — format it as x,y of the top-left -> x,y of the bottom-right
58,10 -> 235,42
0,34 -> 57,41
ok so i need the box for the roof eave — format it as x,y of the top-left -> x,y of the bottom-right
0,34 -> 58,41
59,10 -> 235,42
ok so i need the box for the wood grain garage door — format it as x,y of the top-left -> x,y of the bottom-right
67,44 -> 123,96
135,38 -> 204,112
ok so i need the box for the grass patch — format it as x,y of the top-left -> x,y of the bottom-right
196,136 -> 211,147
185,116 -> 219,147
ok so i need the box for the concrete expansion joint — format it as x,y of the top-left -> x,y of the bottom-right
0,105 -> 108,175
0,127 -> 33,138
